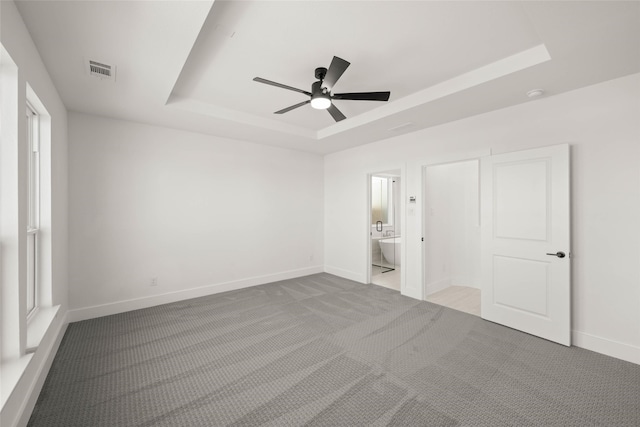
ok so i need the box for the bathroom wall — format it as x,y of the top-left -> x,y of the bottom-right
371,176 -> 401,235
371,175 -> 401,266
424,161 -> 480,294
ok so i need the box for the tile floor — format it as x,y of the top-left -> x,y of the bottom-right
371,266 -> 401,291
370,269 -> 480,318
426,285 -> 481,316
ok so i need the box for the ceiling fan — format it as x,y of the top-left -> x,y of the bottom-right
253,56 -> 391,122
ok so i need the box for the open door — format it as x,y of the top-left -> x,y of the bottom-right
481,144 -> 570,345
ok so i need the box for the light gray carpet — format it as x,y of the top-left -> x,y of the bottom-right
29,273 -> 640,426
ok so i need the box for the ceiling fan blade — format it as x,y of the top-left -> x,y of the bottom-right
332,92 -> 390,101
253,77 -> 311,96
274,100 -> 310,114
322,56 -> 350,91
327,104 -> 346,122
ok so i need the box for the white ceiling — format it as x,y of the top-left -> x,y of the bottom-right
15,1 -> 640,154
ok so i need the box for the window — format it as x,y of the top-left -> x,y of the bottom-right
372,176 -> 393,225
26,103 -> 39,317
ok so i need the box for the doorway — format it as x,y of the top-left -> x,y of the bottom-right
370,170 -> 401,291
423,160 -> 481,316
421,145 -> 570,344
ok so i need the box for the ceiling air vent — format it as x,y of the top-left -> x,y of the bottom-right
86,59 -> 116,81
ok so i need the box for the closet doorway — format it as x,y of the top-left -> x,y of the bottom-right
423,160 -> 481,316
422,145 -> 571,344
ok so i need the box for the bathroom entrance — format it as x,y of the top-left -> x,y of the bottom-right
423,160 -> 481,316
369,170 -> 401,291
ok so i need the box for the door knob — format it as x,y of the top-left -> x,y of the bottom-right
546,251 -> 566,258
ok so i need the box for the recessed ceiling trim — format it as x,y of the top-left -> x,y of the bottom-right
167,44 -> 551,142
161,1 -> 216,104
317,44 -> 552,140
17,0 -> 640,154
388,122 -> 414,132
167,94 -> 316,139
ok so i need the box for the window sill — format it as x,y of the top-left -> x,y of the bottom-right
26,305 -> 60,353
1,305 -> 60,411
0,354 -> 34,409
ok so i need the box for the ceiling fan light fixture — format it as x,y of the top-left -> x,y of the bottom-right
310,95 -> 331,110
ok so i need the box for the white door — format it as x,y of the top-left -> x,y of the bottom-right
481,144 -> 570,345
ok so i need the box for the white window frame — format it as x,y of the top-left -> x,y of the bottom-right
26,102 -> 40,319
371,176 -> 394,227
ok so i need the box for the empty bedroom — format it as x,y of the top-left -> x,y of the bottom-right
1,1 -> 639,426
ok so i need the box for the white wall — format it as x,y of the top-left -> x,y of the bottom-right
424,160 -> 480,294
447,161 -> 480,288
1,1 -> 68,425
67,112 -> 324,317
423,166 -> 451,290
325,73 -> 640,364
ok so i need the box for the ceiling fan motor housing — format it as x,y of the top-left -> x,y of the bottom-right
315,67 -> 327,81
311,81 -> 328,97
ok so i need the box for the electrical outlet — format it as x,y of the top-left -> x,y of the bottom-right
150,277 -> 158,286
309,255 -> 314,262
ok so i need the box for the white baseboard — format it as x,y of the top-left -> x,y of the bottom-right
572,330 -> 640,365
1,310 -> 68,427
68,266 -> 324,322
450,276 -> 481,289
323,265 -> 366,284
401,286 -> 422,301
425,277 -> 451,296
